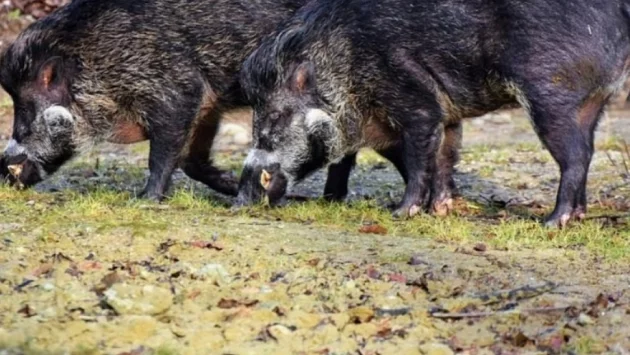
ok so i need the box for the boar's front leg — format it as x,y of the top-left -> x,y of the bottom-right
180,108 -> 238,196
140,94 -> 202,201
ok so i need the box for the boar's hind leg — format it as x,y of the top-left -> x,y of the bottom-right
572,92 -> 607,222
390,103 -> 443,219
525,88 -> 603,227
180,109 -> 238,196
432,121 -> 462,216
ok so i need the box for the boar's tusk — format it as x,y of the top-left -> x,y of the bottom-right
7,164 -> 23,178
260,169 -> 272,190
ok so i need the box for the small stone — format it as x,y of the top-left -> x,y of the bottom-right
420,343 -> 455,355
266,324 -> 294,341
170,322 -> 187,337
473,243 -> 487,252
41,282 -> 55,291
104,283 -> 173,315
193,264 -> 230,283
577,313 -> 595,326
408,255 -> 427,266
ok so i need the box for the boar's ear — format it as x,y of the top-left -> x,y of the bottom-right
36,57 -> 65,92
291,61 -> 316,93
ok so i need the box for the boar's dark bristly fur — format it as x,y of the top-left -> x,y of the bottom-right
239,0 -> 630,227
0,0 -> 306,199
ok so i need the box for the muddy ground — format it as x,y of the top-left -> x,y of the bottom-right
1,11 -> 630,355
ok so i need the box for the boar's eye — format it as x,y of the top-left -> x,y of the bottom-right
268,110 -> 294,128
268,112 -> 280,122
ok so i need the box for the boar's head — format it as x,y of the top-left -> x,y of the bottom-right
237,60 -> 341,206
0,38 -> 79,188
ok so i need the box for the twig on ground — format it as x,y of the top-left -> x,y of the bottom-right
430,306 -> 570,319
622,140 -> 630,176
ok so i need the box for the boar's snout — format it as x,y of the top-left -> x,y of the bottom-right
1,153 -> 42,188
235,150 -> 289,207
264,169 -> 288,206
235,163 -> 267,207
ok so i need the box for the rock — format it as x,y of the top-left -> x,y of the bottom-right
193,264 -> 230,284
408,255 -> 428,266
420,343 -> 455,355
473,243 -> 487,252
104,283 -> 173,315
577,313 -> 595,326
267,324 -> 295,341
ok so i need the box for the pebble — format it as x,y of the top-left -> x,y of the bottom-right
193,264 -> 230,284
104,284 -> 173,315
578,313 -> 595,326
41,282 -> 55,291
267,324 -> 294,341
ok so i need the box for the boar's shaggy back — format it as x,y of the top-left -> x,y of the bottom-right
0,0 -> 304,200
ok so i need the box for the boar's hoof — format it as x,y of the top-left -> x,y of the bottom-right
544,212 -> 572,229
432,197 -> 454,217
392,203 -> 422,219
571,207 -> 586,222
138,188 -> 166,202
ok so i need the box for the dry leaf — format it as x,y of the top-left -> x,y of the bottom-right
358,224 -> 387,235
31,263 -> 54,278
189,240 -> 224,251
217,298 -> 259,309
